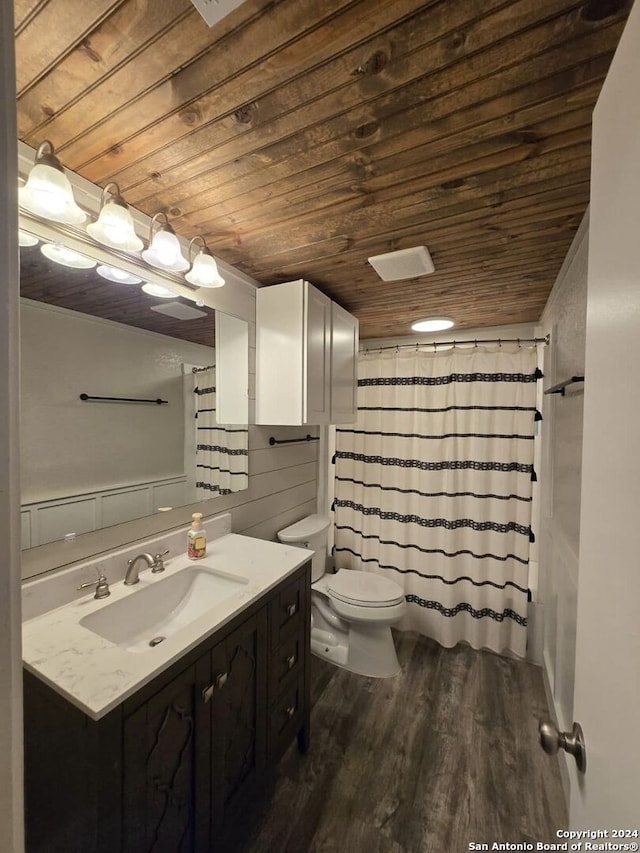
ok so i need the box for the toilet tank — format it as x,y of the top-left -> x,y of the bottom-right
277,514 -> 331,582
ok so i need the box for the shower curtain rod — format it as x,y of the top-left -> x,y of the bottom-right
362,334 -> 549,353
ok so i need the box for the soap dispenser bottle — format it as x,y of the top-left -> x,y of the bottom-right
187,512 -> 207,560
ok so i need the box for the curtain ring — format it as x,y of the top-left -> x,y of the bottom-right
474,339 -> 478,348
498,338 -> 502,348
517,338 -> 521,348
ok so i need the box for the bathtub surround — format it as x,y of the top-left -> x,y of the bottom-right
334,344 -> 540,657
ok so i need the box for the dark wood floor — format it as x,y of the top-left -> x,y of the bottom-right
237,632 -> 567,853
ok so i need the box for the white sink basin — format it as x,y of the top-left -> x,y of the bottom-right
80,565 -> 248,653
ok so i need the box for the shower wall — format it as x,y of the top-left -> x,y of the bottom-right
536,212 -> 588,777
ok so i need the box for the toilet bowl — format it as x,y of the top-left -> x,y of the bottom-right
277,514 -> 406,678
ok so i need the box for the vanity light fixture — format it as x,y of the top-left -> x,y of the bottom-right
19,230 -> 39,247
96,265 -> 143,285
19,141 -> 86,225
141,282 -> 177,299
40,242 -> 97,270
141,212 -> 189,273
411,317 -> 455,333
86,183 -> 144,252
185,236 -> 225,288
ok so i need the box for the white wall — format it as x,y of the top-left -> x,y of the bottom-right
21,300 -> 216,502
0,1 -> 24,848
536,214 -> 589,798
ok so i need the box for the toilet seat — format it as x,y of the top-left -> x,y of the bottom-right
327,569 -> 405,608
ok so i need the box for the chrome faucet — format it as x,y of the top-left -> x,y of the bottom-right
124,549 -> 169,585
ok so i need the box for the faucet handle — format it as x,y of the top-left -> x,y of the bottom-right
152,549 -> 169,573
78,567 -> 110,599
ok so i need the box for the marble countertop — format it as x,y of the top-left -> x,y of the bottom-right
22,534 -> 309,720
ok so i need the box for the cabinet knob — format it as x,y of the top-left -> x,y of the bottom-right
215,672 -> 228,689
202,684 -> 214,704
285,705 -> 296,718
286,603 -> 297,617
286,654 -> 296,669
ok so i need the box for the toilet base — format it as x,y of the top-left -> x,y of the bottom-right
310,622 -> 401,678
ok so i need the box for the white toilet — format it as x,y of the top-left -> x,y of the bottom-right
277,514 -> 406,678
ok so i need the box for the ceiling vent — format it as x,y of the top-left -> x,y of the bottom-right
368,246 -> 435,281
150,302 -> 208,321
189,0 -> 246,28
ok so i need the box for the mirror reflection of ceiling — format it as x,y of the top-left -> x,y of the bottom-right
19,244 -> 216,347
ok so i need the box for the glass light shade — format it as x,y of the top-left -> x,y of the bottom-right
96,265 -> 143,285
142,229 -> 189,272
19,230 -> 39,247
185,250 -> 225,287
411,317 -> 455,333
19,163 -> 86,225
142,282 -> 176,298
87,202 -> 143,252
41,242 -> 97,269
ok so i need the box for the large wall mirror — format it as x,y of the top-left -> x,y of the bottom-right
19,223 -> 250,555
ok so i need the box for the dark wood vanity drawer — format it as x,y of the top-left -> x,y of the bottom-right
269,631 -> 303,703
270,573 -> 305,647
269,674 -> 305,761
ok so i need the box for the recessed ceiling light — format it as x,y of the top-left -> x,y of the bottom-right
96,265 -> 143,285
41,242 -> 97,269
142,282 -> 177,299
411,317 -> 455,333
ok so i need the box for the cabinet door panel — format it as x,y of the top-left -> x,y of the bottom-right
304,283 -> 331,423
123,664 -> 199,853
330,301 -> 359,423
209,610 -> 268,832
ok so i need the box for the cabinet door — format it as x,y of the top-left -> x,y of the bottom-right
304,283 -> 332,424
204,610 -> 268,839
123,664 -> 200,853
330,302 -> 359,423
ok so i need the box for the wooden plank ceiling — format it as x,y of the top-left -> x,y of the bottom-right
15,0 -> 632,340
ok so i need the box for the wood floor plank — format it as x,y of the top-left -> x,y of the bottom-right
237,633 -> 567,852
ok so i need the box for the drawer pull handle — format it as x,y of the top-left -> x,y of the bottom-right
285,705 -> 296,718
286,654 -> 296,669
202,672 -> 228,702
286,603 -> 297,617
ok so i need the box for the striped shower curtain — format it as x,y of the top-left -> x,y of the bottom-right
333,345 -> 540,657
193,367 -> 248,496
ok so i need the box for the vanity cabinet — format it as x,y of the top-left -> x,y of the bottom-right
255,279 -> 359,425
23,560 -> 311,853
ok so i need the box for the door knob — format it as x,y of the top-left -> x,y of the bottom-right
538,719 -> 587,773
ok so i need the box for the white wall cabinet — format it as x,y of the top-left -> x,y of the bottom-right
256,280 -> 358,425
